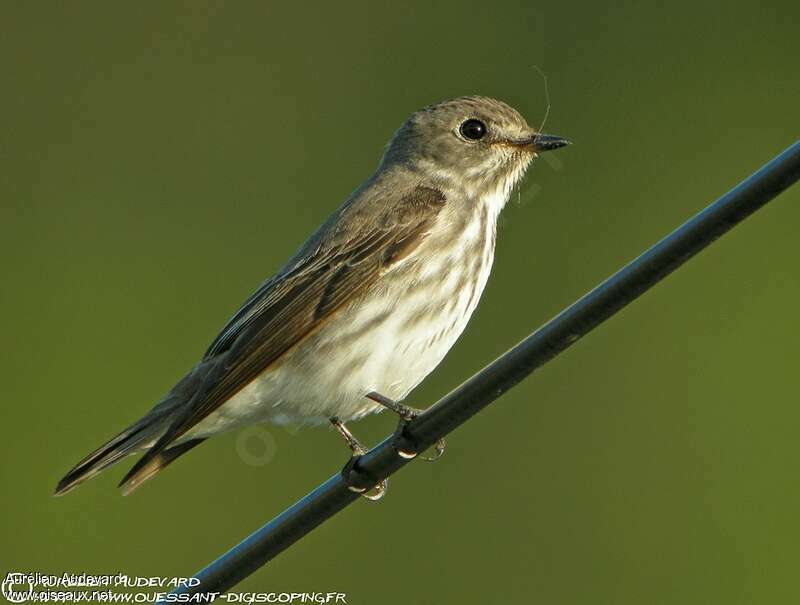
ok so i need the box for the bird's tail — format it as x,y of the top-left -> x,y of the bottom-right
54,362 -> 212,496
53,409 -> 174,496
55,360 -> 214,496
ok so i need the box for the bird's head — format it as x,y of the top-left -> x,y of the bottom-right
381,96 -> 570,196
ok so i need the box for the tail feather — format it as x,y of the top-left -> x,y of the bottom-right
54,416 -> 164,496
118,438 -> 205,495
54,361 -> 214,496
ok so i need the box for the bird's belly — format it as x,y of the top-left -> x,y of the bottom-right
188,237 -> 494,436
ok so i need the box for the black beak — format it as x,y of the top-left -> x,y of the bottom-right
531,133 -> 571,152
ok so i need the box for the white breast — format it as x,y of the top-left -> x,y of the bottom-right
186,188 -> 507,437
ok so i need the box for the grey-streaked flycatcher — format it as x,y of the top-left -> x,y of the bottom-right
55,96 -> 569,498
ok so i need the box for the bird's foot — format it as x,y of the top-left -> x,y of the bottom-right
331,417 -> 387,501
365,392 -> 446,462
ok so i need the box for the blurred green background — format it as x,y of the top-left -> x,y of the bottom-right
2,2 -> 799,603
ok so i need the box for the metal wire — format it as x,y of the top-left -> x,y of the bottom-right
166,140 -> 800,600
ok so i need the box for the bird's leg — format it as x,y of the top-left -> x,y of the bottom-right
331,416 -> 367,454
365,391 -> 446,462
330,417 -> 387,501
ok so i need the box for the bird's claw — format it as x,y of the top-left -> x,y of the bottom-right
364,392 -> 447,462
390,411 -> 446,462
340,452 -> 388,501
358,482 -> 388,501
423,437 -> 446,462
332,417 -> 388,501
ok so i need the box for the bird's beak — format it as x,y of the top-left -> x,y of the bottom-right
529,133 -> 571,152
498,132 -> 571,153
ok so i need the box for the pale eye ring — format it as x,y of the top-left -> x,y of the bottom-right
459,118 -> 487,141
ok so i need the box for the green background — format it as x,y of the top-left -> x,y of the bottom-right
2,2 -> 799,603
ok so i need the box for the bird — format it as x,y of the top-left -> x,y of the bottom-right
54,96 -> 569,499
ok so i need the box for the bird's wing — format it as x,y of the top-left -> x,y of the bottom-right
120,185 -> 445,486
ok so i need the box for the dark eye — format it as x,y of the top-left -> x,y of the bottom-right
459,118 -> 487,141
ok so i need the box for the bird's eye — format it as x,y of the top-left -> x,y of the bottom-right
459,119 -> 487,141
